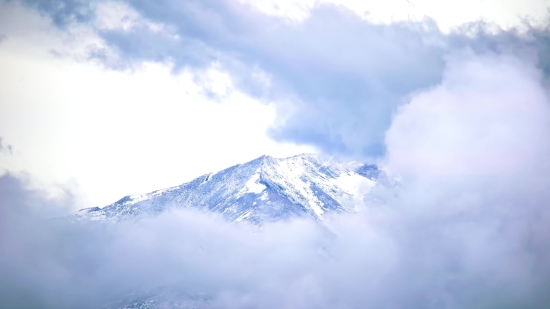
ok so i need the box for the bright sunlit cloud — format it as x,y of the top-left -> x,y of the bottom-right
240,0 -> 550,31
0,1 -> 314,207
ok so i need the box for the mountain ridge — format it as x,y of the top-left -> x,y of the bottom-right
73,154 -> 382,224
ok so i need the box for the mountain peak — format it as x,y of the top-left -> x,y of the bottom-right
74,154 -> 381,224
248,154 -> 276,166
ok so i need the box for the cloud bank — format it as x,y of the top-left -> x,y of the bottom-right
1,51 -> 550,308
15,0 -> 550,158
3,0 -> 550,208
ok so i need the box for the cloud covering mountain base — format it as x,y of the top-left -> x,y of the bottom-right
1,53 -> 550,308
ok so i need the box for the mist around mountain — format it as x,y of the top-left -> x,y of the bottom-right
2,138 -> 550,309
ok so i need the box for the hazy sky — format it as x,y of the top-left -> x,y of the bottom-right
1,0 -> 549,208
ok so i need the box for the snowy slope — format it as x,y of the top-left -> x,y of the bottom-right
74,154 -> 382,224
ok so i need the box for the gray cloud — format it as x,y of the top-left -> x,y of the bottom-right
99,0 -> 448,157
1,51 -> 550,308
380,51 -> 550,309
20,0 -> 97,27
16,0 -> 550,158
3,5 -> 550,306
2,157 -> 550,308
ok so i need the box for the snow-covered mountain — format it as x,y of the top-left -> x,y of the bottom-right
74,154 -> 382,224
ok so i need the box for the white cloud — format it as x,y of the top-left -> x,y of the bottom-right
238,0 -> 317,21
385,51 -> 550,178
0,2 -> 314,208
240,0 -> 550,32
94,1 -> 141,31
94,1 -> 166,33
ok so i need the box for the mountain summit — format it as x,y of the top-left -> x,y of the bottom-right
74,154 -> 382,224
